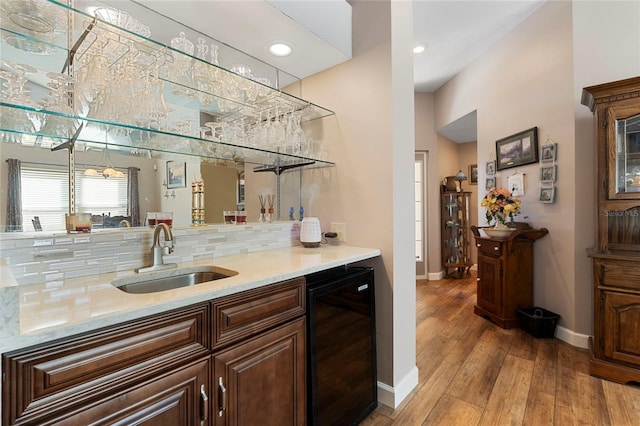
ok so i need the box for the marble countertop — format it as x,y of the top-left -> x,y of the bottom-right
0,245 -> 380,354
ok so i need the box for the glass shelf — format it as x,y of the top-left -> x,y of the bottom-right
0,102 -> 334,169
0,0 -> 335,171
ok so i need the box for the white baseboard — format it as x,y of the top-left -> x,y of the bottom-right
555,325 -> 590,349
428,271 -> 444,280
376,366 -> 419,408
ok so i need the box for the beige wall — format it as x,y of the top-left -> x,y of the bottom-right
261,0 -> 418,406
432,0 -> 640,339
458,141 -> 478,264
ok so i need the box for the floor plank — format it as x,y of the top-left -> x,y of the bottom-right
363,273 -> 640,425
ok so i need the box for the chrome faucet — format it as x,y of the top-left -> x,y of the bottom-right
136,223 -> 177,273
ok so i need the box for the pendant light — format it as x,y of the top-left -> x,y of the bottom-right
83,145 -> 122,178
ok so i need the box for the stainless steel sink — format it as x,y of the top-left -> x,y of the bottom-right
112,266 -> 238,294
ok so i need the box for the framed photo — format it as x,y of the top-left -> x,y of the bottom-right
539,186 -> 555,203
485,176 -> 496,191
167,161 -> 186,189
496,127 -> 539,171
541,143 -> 557,162
486,161 -> 496,175
540,165 -> 557,183
469,164 -> 478,185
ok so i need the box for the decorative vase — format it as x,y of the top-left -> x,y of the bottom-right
484,220 -> 515,240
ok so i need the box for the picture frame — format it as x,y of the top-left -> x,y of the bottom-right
469,164 -> 478,185
485,176 -> 496,191
166,161 -> 186,189
496,127 -> 539,171
540,165 -> 557,183
486,160 -> 496,175
540,143 -> 557,162
539,186 -> 555,203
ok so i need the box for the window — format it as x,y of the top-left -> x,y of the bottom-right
415,157 -> 424,262
21,165 -> 128,232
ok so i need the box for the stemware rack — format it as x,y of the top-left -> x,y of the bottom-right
0,0 -> 335,171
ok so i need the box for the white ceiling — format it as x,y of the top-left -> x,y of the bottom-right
85,0 -> 546,142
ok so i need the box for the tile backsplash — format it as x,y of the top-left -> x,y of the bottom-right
1,222 -> 300,285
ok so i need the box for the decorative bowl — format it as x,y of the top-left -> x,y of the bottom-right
483,227 -> 515,240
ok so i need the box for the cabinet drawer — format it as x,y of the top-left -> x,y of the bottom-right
476,239 -> 502,257
597,259 -> 640,292
2,303 -> 210,425
212,277 -> 305,350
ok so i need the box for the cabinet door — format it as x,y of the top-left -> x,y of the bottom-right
476,255 -> 502,316
52,357 -> 210,426
213,318 -> 305,426
603,291 -> 640,367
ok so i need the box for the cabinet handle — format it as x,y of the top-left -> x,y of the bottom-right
494,247 -> 499,251
200,384 -> 209,422
476,278 -> 480,281
218,377 -> 227,417
476,244 -> 481,247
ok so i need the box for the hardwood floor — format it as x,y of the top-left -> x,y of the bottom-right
362,272 -> 640,426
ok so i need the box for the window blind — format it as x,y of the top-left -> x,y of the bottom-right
21,165 -> 128,232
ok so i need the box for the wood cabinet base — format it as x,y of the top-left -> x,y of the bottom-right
473,305 -> 520,329
589,338 -> 640,385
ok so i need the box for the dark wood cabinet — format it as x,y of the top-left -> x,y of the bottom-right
471,226 -> 548,328
2,278 -> 306,425
213,318 -> 306,426
61,357 -> 211,426
582,77 -> 640,384
2,303 -> 210,425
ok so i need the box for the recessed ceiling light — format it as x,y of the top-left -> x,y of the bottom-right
269,43 -> 292,57
413,43 -> 427,54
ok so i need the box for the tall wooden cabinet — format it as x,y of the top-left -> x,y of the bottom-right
582,76 -> 640,384
470,225 -> 548,328
441,191 -> 473,278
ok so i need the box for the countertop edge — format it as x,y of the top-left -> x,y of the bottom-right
0,245 -> 380,354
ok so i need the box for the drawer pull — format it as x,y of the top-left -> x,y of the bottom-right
200,384 -> 209,422
476,278 -> 480,281
476,244 -> 481,247
218,377 -> 227,417
494,247 -> 499,251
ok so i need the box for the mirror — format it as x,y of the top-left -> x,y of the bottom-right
0,141 -> 249,232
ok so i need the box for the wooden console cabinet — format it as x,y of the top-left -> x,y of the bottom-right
471,225 -> 548,328
582,76 -> 640,384
2,278 -> 306,425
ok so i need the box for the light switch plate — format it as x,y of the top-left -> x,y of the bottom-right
330,222 -> 347,242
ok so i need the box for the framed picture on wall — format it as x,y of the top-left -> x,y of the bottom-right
541,143 -> 557,162
485,176 -> 496,191
469,164 -> 478,184
540,165 -> 557,183
167,161 -> 186,189
496,127 -> 539,171
539,186 -> 555,203
486,161 -> 496,175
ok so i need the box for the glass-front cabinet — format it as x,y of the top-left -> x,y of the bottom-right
0,0 -> 335,169
613,111 -> 640,196
582,76 -> 640,385
440,190 -> 472,278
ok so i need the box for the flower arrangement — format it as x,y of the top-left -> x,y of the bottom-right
481,187 -> 521,226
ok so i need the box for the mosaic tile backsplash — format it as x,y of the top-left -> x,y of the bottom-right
1,222 -> 300,286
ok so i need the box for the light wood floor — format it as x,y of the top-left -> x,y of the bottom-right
362,272 -> 640,426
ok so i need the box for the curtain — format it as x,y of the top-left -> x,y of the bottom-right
5,158 -> 23,232
127,167 -> 141,226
